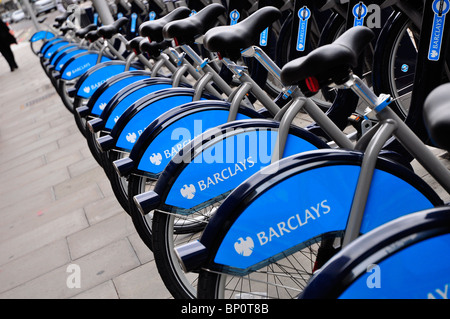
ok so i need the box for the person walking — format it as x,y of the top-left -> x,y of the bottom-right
0,18 -> 19,72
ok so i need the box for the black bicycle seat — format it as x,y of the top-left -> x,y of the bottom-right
54,11 -> 71,25
127,36 -> 144,54
139,38 -> 170,58
280,26 -> 374,96
60,26 -> 74,35
423,83 -> 450,152
162,3 -> 226,45
139,7 -> 191,42
75,24 -> 98,39
85,30 -> 100,42
202,6 -> 282,61
97,17 -> 129,39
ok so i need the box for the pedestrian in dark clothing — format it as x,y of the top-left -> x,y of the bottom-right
0,18 -> 18,72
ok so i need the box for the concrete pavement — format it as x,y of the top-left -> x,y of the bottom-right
0,36 -> 172,299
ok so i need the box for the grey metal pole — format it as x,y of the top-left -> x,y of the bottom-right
22,0 -> 40,31
92,0 -> 115,25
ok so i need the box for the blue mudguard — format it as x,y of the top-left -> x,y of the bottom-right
48,43 -> 79,67
118,100 -> 267,178
41,40 -> 70,60
135,119 -> 329,215
53,48 -> 89,72
300,206 -> 450,299
90,78 -> 180,134
100,88 -> 216,153
195,149 -> 442,275
84,70 -> 153,117
30,30 -> 55,43
39,37 -> 65,56
58,51 -> 112,81
73,60 -> 143,100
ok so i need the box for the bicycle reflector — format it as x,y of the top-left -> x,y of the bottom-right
299,76 -> 320,96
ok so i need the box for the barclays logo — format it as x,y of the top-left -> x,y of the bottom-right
149,152 -> 162,165
234,199 -> 331,257
126,132 -> 137,143
234,237 -> 254,257
180,184 -> 196,199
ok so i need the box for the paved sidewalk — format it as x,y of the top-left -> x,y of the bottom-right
0,40 -> 172,299
1,32 -> 449,300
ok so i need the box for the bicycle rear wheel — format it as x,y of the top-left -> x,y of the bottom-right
197,234 -> 342,299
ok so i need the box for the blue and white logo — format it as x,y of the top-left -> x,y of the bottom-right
260,27 -> 268,47
297,7 -> 311,51
353,2 -> 368,27
230,10 -> 240,25
180,184 -> 196,199
149,11 -> 156,20
234,237 -> 254,257
149,152 -> 162,166
428,0 -> 449,61
131,13 -> 138,34
401,64 -> 409,72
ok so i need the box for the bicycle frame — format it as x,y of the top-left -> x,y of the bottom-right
342,73 -> 450,246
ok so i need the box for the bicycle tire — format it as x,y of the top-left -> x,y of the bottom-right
57,79 -> 76,113
372,10 -> 419,119
73,97 -> 88,137
107,150 -> 132,215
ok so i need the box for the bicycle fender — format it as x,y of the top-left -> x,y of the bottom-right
59,51 -> 112,81
39,37 -> 64,57
74,60 -> 143,99
53,48 -> 88,72
48,43 -> 78,67
42,40 -> 70,61
191,149 -> 442,275
302,206 -> 450,299
89,78 -> 179,133
134,119 -> 330,216
116,101 -> 265,178
100,88 -> 212,152
85,70 -> 152,117
30,30 -> 55,43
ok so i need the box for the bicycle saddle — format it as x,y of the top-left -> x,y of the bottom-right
85,30 -> 100,43
139,38 -> 170,58
139,7 -> 191,43
280,26 -> 374,96
162,3 -> 226,45
54,11 -> 71,26
202,6 -> 282,61
75,24 -> 98,39
59,26 -> 74,36
127,36 -> 144,54
423,83 -> 450,153
97,17 -> 129,39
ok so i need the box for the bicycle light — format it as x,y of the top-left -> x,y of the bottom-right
113,157 -> 134,177
87,118 -> 103,133
96,135 -> 115,152
76,105 -> 90,118
175,240 -> 208,273
133,191 -> 160,215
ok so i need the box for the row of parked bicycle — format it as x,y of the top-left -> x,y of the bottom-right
31,0 -> 450,299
